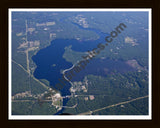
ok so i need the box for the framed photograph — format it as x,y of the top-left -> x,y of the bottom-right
9,8 -> 151,120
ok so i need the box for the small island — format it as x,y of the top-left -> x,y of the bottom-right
52,64 -> 56,67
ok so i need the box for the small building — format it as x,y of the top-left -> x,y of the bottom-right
89,95 -> 95,100
84,97 -> 88,101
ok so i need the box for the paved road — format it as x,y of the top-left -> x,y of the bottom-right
78,95 -> 148,115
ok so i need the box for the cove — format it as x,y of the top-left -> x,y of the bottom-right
69,58 -> 136,82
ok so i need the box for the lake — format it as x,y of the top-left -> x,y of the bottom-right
32,22 -> 135,114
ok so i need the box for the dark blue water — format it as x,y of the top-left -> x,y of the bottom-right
70,58 -> 136,82
32,22 -> 134,115
32,22 -> 108,95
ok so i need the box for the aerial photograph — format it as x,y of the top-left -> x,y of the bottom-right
9,9 -> 151,119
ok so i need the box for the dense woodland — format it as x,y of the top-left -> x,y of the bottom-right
63,71 -> 148,115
